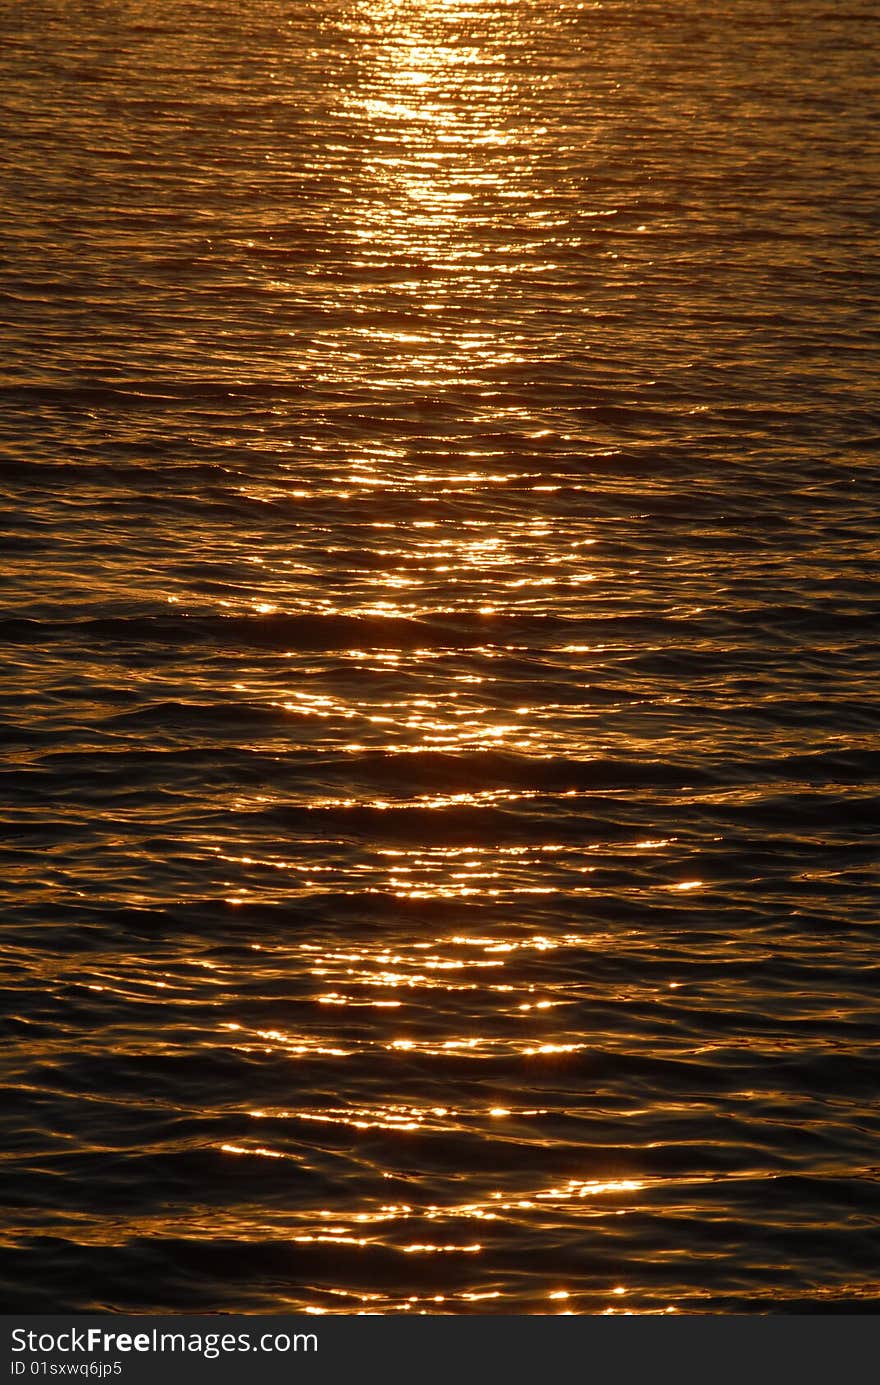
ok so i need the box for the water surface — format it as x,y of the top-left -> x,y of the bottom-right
1,0 -> 878,1314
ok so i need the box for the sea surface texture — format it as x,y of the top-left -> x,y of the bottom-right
1,0 -> 878,1314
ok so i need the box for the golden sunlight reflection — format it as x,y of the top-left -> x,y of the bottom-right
204,828 -> 705,907
4,0 -> 875,1325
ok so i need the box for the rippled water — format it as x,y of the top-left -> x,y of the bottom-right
1,0 -> 878,1315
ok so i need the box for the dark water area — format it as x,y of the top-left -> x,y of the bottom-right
1,0 -> 878,1314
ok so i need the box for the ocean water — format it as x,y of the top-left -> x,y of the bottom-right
1,0 -> 878,1314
